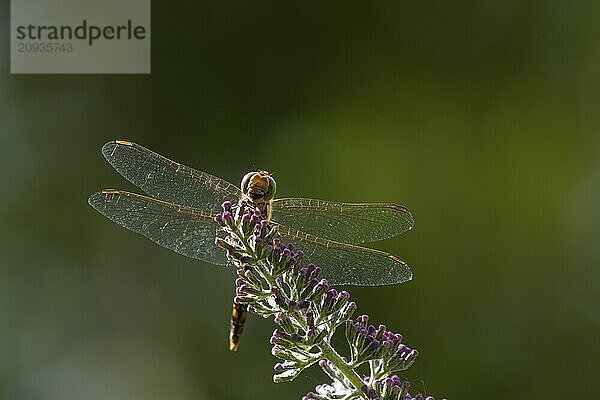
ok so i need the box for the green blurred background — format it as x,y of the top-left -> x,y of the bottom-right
2,1 -> 600,399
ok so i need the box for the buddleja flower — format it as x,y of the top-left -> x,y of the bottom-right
214,200 -> 444,400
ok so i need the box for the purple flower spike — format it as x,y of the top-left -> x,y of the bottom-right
299,300 -> 310,309
210,183 -> 439,399
274,296 -> 285,306
360,384 -> 378,399
270,330 -> 282,345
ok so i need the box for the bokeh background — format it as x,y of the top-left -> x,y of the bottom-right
2,1 -> 600,399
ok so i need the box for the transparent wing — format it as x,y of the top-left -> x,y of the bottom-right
88,189 -> 227,265
102,140 -> 242,210
271,198 -> 414,244
277,225 -> 412,286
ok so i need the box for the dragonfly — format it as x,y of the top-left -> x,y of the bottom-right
88,140 -> 414,350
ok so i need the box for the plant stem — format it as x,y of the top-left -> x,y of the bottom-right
319,339 -> 364,392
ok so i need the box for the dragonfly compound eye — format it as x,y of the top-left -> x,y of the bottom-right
264,175 -> 276,200
240,172 -> 257,195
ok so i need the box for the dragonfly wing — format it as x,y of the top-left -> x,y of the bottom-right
271,198 -> 414,245
102,140 -> 242,210
277,225 -> 412,286
88,189 -> 228,266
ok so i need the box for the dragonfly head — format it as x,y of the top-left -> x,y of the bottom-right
241,171 -> 276,204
